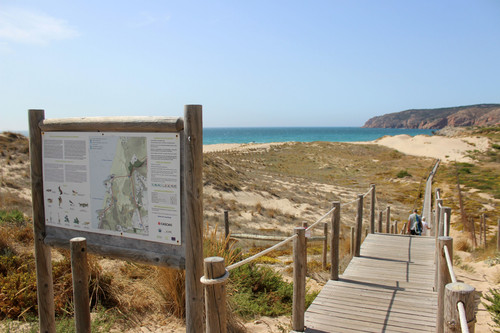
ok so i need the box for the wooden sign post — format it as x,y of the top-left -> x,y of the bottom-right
29,106 -> 203,332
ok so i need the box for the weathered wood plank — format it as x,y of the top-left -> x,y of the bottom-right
40,116 -> 183,132
305,233 -> 437,332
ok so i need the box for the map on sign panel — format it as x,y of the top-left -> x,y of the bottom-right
42,131 -> 181,245
92,136 -> 149,236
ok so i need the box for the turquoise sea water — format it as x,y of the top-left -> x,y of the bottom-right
203,127 -> 434,145
17,127 -> 435,145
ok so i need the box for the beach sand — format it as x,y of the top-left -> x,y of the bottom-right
204,134 -> 491,163
367,134 -> 491,163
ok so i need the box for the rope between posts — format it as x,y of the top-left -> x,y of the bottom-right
305,206 -> 336,232
226,187 -> 370,272
227,205 -> 340,271
457,302 -> 470,333
443,244 -> 457,283
200,269 -> 230,285
226,234 -> 298,271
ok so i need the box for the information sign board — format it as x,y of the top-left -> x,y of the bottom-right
42,131 -> 181,245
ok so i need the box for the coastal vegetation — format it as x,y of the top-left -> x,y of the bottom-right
0,127 -> 499,331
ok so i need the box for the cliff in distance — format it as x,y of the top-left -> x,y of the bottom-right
363,104 -> 500,129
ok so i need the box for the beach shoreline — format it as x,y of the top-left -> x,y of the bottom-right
203,134 -> 491,163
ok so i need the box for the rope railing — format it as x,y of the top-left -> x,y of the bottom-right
436,197 -> 475,333
226,233 -> 298,271
227,187 -> 371,271
457,302 -> 469,332
202,184 -> 392,332
305,205 -> 337,232
443,245 -> 457,283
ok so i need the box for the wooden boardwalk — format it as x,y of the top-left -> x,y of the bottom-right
305,233 -> 437,332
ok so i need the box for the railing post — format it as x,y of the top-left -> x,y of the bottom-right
350,227 -> 355,256
370,184 -> 376,234
433,188 -> 441,236
497,219 -> 500,252
70,237 -> 91,333
293,227 -> 306,332
435,199 -> 443,241
386,206 -> 391,234
224,210 -> 229,250
203,257 -> 227,333
224,210 -> 229,239
437,236 -> 453,333
322,222 -> 328,270
355,194 -> 363,257
444,282 -> 475,333
443,207 -> 451,237
481,214 -> 486,249
378,210 -> 383,233
434,199 -> 444,292
330,202 -> 340,280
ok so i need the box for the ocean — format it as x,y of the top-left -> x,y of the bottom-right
16,127 -> 434,145
203,127 -> 434,145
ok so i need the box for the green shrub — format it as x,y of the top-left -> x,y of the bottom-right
396,170 -> 411,178
228,262 -> 317,319
0,210 -> 25,225
483,288 -> 500,331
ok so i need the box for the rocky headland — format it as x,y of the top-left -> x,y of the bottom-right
363,103 -> 500,129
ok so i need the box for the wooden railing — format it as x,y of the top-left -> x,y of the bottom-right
435,189 -> 476,333
199,184 -> 393,332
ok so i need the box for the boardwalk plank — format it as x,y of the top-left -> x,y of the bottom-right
305,234 -> 437,332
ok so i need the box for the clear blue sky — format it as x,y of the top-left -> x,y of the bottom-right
1,0 -> 499,131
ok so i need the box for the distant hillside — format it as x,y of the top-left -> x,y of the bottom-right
363,104 -> 500,129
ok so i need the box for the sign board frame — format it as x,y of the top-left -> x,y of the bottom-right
37,117 -> 186,268
29,107 -> 204,332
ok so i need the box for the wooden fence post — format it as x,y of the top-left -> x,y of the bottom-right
497,219 -> 500,252
394,221 -> 398,234
471,217 -> 477,248
481,214 -> 486,249
70,237 -> 90,333
184,105 -> 204,333
370,184 -> 376,234
386,206 -> 391,234
302,222 -> 308,254
293,227 -> 306,332
437,236 -> 453,333
390,224 -> 394,234
29,109 -> 56,333
444,282 -> 475,333
330,202 -> 340,280
355,194 -> 363,257
322,222 -> 328,270
435,199 -> 443,241
433,188 -> 441,236
224,210 -> 229,249
350,227 -> 355,256
378,211 -> 383,233
434,199 -> 444,292
443,207 -> 451,237
203,257 -> 227,333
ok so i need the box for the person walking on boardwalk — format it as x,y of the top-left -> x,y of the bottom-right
407,209 -> 422,235
421,216 -> 430,236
